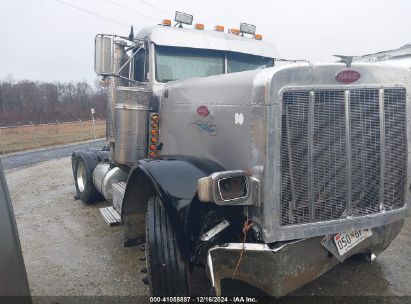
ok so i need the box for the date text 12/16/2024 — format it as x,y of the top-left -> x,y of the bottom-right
150,297 -> 258,303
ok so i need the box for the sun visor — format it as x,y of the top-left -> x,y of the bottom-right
138,26 -> 279,58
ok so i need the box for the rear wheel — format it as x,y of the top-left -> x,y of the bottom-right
73,151 -> 102,203
146,196 -> 190,296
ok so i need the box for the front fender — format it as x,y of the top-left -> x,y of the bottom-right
121,155 -> 225,258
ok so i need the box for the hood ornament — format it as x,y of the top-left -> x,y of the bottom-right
333,55 -> 357,68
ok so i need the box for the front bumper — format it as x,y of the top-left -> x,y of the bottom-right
206,219 -> 404,297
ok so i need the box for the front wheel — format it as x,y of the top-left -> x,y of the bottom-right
146,196 -> 190,296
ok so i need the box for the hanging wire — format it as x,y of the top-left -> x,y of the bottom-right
55,0 -> 130,27
161,0 -> 180,8
158,0 -> 193,18
103,0 -> 159,23
137,0 -> 171,16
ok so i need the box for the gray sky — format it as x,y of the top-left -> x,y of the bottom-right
1,0 -> 410,83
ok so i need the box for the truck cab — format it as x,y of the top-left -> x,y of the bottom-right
135,24 -> 277,84
72,12 -> 410,297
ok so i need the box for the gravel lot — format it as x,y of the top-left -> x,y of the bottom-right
4,156 -> 411,302
5,158 -> 148,301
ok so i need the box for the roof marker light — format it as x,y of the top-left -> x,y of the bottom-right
195,23 -> 204,30
229,28 -> 240,35
214,25 -> 224,32
255,34 -> 263,40
162,19 -> 171,26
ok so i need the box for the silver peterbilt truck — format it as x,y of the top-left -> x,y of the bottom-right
71,12 -> 410,297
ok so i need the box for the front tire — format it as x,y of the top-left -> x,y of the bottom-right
146,196 -> 190,296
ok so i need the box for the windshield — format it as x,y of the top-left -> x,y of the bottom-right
155,45 -> 224,82
155,45 -> 274,82
227,52 -> 274,73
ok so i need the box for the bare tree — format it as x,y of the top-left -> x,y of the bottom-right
0,77 -> 107,126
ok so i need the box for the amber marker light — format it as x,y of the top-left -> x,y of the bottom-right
214,25 -> 224,32
229,28 -> 240,35
162,19 -> 171,26
255,34 -> 263,40
195,23 -> 205,30
151,129 -> 158,135
151,114 -> 159,122
149,151 -> 157,158
151,137 -> 158,143
150,144 -> 157,151
151,122 -> 158,129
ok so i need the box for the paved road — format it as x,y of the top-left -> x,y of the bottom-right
0,139 -> 106,170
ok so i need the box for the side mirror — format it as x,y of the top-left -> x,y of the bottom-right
95,35 -> 113,75
197,170 -> 259,206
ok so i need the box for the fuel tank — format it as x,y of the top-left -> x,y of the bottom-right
114,86 -> 152,165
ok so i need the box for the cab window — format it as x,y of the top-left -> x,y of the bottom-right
155,45 -> 224,82
227,52 -> 274,73
134,46 -> 148,82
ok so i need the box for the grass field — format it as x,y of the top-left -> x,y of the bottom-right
0,120 -> 106,154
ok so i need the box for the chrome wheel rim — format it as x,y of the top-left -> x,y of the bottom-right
76,161 -> 86,193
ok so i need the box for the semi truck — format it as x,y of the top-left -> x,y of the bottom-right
71,12 -> 410,297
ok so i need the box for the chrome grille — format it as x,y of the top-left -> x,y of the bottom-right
280,88 -> 407,226
384,88 -> 407,210
350,89 -> 381,216
313,91 -> 347,221
280,92 -> 310,224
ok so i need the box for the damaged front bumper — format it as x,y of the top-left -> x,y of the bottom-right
206,220 -> 404,297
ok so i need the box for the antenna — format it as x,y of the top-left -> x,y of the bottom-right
128,26 -> 134,41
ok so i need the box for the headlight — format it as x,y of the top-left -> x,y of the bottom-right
218,176 -> 247,200
197,170 -> 259,206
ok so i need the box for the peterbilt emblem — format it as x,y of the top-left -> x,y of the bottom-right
335,70 -> 361,84
197,105 -> 209,117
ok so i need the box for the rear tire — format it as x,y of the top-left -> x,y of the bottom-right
73,151 -> 102,203
146,196 -> 190,296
